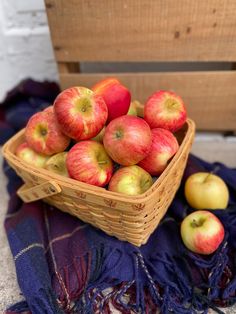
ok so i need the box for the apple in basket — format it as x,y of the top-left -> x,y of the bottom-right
25,106 -> 70,156
15,142 -> 49,168
92,78 -> 131,123
144,90 -> 187,132
53,87 -> 108,141
138,128 -> 179,176
66,140 -> 113,187
108,165 -> 153,196
103,115 -> 152,166
184,172 -> 229,210
45,152 -> 69,177
181,210 -> 225,255
127,100 -> 139,116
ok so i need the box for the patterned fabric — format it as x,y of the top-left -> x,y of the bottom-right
2,80 -> 236,314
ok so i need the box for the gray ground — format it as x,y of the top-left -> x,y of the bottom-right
1,137 -> 236,313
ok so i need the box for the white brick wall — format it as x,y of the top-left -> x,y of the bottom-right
0,0 -> 58,101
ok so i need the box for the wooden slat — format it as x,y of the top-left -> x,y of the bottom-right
59,71 -> 236,132
45,0 -> 236,62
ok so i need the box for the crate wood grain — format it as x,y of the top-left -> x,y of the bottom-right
45,0 -> 236,62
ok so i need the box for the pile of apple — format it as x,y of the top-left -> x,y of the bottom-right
16,78 -> 187,196
15,77 -> 230,255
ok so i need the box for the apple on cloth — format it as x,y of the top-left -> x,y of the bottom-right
181,210 -> 225,255
184,172 -> 229,210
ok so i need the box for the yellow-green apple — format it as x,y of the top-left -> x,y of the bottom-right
25,108 -> 70,156
184,172 -> 229,210
144,90 -> 187,132
138,128 -> 179,176
45,152 -> 69,177
127,100 -> 139,116
91,126 -> 105,143
53,87 -> 108,141
15,142 -> 48,168
66,141 -> 113,187
181,210 -> 225,255
103,115 -> 152,166
92,78 -> 131,123
108,165 -> 153,196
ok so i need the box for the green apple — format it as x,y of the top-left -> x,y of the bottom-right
184,172 -> 229,210
45,152 -> 69,177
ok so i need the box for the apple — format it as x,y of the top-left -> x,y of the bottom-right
184,172 -> 229,210
127,100 -> 139,116
180,210 -> 225,255
138,128 -> 179,176
91,126 -> 105,143
144,90 -> 187,132
92,78 -> 131,123
66,141 -> 113,187
53,86 -> 108,141
15,142 -> 48,168
25,108 -> 70,156
103,115 -> 152,166
108,165 -> 153,196
45,152 -> 69,177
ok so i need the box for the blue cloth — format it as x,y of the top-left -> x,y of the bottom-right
2,80 -> 236,314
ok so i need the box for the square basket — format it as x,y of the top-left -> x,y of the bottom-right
2,118 -> 195,246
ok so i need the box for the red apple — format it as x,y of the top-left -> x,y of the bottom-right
138,128 -> 179,176
53,86 -> 108,141
92,78 -> 131,122
25,108 -> 70,156
108,165 -> 153,196
103,115 -> 152,166
181,210 -> 225,255
15,142 -> 48,168
66,141 -> 113,187
144,90 -> 187,132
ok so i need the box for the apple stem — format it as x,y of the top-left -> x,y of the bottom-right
191,219 -> 200,228
98,161 -> 107,165
203,172 -> 212,183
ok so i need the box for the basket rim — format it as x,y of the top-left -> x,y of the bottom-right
2,118 -> 195,204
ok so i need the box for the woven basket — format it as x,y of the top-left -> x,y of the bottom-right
2,116 -> 195,246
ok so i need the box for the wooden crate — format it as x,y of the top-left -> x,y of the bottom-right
45,0 -> 236,133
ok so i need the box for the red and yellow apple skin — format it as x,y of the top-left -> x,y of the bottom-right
180,210 -> 225,255
138,128 -> 179,176
144,90 -> 187,132
53,87 -> 108,141
92,78 -> 131,123
184,172 -> 229,210
66,141 -> 113,187
25,109 -> 70,156
15,142 -> 49,168
103,115 -> 152,166
108,165 -> 153,196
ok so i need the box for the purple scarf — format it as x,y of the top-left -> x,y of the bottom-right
2,80 -> 236,314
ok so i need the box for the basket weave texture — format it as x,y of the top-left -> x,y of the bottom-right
2,119 -> 195,246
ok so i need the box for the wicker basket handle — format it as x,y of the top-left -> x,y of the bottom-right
17,180 -> 61,203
